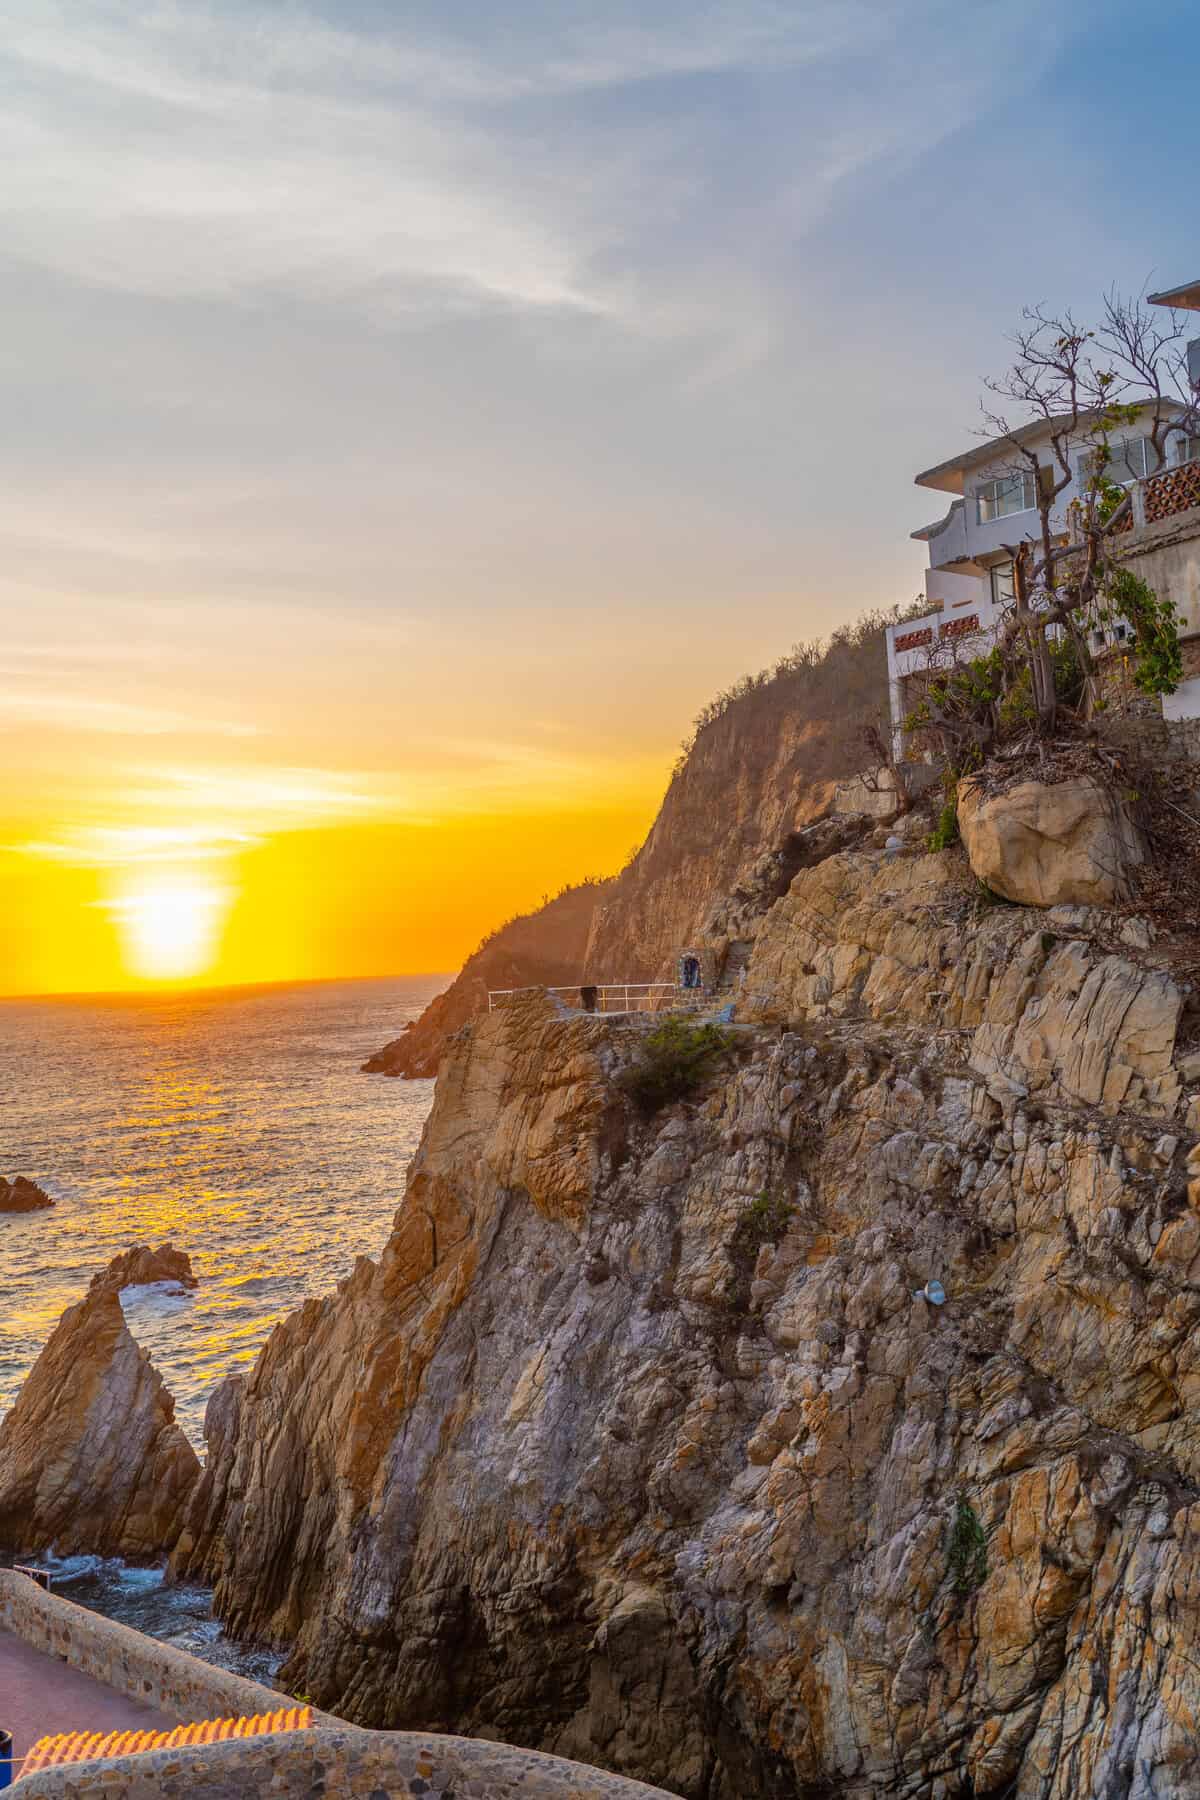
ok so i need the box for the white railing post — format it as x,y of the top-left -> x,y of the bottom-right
1132,478 -> 1147,530
486,980 -> 683,1014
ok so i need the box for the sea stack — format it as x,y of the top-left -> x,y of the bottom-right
0,1175 -> 56,1213
0,1249 -> 201,1559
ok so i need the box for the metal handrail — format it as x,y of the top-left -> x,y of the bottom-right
488,982 -> 696,1016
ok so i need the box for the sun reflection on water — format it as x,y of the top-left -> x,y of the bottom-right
0,976 -> 443,1442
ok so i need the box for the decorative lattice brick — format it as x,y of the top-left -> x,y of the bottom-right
1144,462 -> 1200,524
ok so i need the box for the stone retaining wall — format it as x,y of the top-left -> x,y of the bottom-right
0,1570 -> 295,1726
0,1573 -> 678,1798
14,1725 -> 681,1798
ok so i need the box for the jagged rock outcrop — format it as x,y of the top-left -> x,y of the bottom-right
743,848 -> 1183,1115
176,829 -> 1200,1797
0,1251 -> 200,1559
0,1175 -> 55,1212
91,1243 -> 197,1293
957,773 -> 1145,907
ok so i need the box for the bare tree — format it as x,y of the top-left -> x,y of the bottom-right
977,289 -> 1200,729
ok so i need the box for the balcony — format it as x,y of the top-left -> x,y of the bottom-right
913,497 -> 969,567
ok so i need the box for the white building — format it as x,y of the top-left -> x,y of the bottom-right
886,283 -> 1200,750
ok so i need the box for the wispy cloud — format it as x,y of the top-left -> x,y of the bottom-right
0,691 -> 259,737
0,0 -> 1090,344
148,765 -> 380,820
4,764 -> 383,870
10,825 -> 258,867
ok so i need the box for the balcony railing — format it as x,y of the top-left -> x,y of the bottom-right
488,982 -> 694,1016
1141,457 -> 1200,525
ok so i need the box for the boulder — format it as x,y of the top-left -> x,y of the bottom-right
957,774 -> 1145,907
0,1252 -> 200,1559
0,1175 -> 55,1213
91,1243 -> 198,1294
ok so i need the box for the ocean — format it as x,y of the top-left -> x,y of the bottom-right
0,974 -> 444,1447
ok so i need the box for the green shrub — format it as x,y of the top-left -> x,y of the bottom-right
733,1191 -> 795,1254
1104,568 -> 1183,696
947,1494 -> 988,1594
927,775 -> 959,852
618,1018 -> 733,1113
722,1191 -> 797,1310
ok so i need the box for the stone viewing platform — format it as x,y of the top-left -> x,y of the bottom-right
0,1627 -> 169,1763
0,1571 -> 680,1797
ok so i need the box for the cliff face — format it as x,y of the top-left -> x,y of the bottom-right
583,715 -> 845,984
178,826 -> 1200,1797
365,627 -> 889,1077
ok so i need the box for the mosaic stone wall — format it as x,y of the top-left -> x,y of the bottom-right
15,1726 -> 680,1798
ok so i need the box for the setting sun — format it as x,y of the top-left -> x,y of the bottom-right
106,877 -> 233,982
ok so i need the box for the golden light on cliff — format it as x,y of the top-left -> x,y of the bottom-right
106,874 -> 233,981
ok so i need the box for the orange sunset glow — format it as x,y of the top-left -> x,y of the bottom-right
8,0 -> 1183,1000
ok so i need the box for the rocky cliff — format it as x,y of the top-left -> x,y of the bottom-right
176,803 -> 1200,1797
364,621 -> 891,1078
0,1248 -> 200,1559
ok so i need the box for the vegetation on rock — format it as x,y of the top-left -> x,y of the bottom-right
732,1190 -> 796,1253
618,1017 -> 733,1113
947,1494 -> 989,1595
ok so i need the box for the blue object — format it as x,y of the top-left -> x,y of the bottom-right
0,1726 -> 13,1788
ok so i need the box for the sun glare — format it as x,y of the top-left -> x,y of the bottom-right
108,877 -> 232,981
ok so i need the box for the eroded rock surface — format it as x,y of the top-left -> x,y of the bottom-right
0,1175 -> 55,1213
178,844 -> 1200,1797
0,1252 -> 200,1559
957,774 -> 1145,907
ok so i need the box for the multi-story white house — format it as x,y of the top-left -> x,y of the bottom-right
886,282 -> 1200,751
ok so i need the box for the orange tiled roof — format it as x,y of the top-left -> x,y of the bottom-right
21,1706 -> 313,1775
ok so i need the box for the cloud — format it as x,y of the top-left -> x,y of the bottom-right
10,825 -> 258,866
0,690 -> 259,736
4,764 -> 384,870
0,0 -> 1092,347
150,765 -> 381,820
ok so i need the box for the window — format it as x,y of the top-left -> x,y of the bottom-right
976,472 -> 1037,523
990,561 -> 1015,607
1076,435 -> 1158,487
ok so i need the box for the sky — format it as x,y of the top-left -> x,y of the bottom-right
1,0 -> 1198,993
